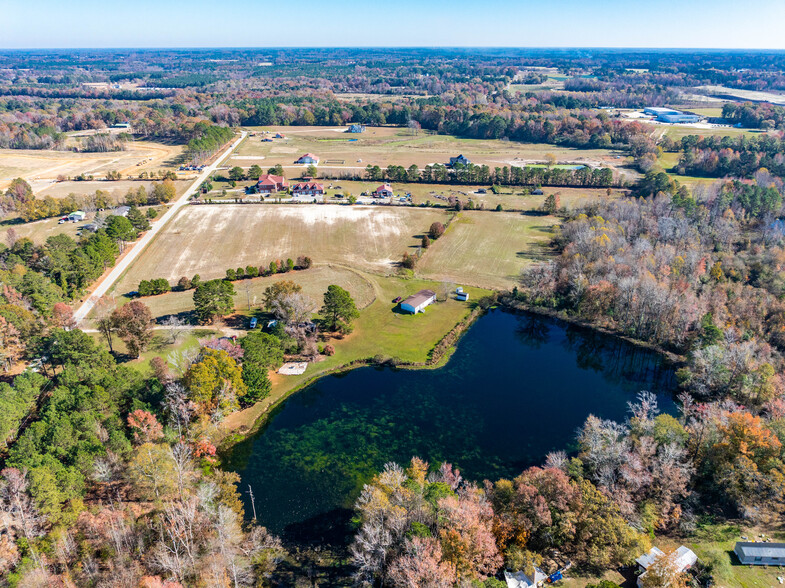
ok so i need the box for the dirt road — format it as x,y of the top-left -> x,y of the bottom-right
72,131 -> 247,325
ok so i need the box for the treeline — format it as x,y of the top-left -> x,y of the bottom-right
722,102 -> 785,130
2,177 -> 176,221
676,134 -> 785,179
186,122 -> 235,163
136,255 -> 313,296
360,162 -> 617,188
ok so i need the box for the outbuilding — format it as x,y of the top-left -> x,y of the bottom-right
504,567 -> 547,588
373,184 -> 394,198
295,153 -> 320,165
348,124 -> 365,133
734,542 -> 785,566
68,210 -> 86,222
400,289 -> 436,314
636,546 -> 697,587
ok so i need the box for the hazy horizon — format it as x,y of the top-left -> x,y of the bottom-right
4,0 -> 785,50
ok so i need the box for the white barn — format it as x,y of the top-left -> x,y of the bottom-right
400,289 -> 436,314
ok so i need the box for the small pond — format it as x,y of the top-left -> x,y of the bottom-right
225,309 -> 676,543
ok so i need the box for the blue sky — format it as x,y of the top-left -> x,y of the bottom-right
3,0 -> 785,49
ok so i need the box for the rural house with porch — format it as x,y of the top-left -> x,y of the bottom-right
291,181 -> 324,196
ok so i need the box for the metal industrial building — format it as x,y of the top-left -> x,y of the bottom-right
643,107 -> 701,123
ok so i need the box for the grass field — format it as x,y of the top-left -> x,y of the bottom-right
0,140 -> 186,192
236,126 -> 629,177
110,204 -> 450,297
417,211 -> 558,289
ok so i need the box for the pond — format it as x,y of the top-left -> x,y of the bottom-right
225,309 -> 676,544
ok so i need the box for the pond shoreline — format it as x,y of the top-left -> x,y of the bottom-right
218,295 -> 686,454
217,303 -> 488,452
500,295 -> 687,366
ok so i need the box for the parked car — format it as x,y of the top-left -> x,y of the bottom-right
249,317 -> 258,329
393,296 -> 402,303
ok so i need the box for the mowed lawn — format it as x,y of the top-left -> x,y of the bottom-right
112,204 -> 449,296
417,211 -> 558,289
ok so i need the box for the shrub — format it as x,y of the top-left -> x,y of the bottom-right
236,267 -> 245,279
150,278 -> 171,295
428,222 -> 445,240
177,276 -> 192,291
226,269 -> 236,281
138,280 -> 152,297
146,208 -> 158,219
323,344 -> 335,356
246,265 -> 259,278
296,255 -> 312,269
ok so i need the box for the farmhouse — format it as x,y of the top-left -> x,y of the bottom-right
113,206 -> 130,217
256,173 -> 289,193
400,289 -> 436,314
291,181 -> 324,196
295,153 -> 320,165
348,123 -> 365,133
373,184 -> 394,198
636,546 -> 697,587
734,542 -> 785,565
448,154 -> 471,167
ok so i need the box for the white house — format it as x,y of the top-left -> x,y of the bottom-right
295,153 -> 320,165
400,290 -> 436,314
734,542 -> 785,566
636,546 -> 697,587
504,568 -> 547,588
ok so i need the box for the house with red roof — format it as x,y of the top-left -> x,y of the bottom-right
295,153 -> 320,165
372,184 -> 394,198
256,174 -> 288,194
291,181 -> 324,196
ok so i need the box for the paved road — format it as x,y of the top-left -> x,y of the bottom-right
73,131 -> 247,325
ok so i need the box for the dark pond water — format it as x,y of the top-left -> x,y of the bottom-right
225,309 -> 676,543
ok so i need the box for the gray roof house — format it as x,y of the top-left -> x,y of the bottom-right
734,542 -> 785,566
449,154 -> 471,167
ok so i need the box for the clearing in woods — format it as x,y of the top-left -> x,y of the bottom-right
417,211 -> 558,289
111,204 -> 449,297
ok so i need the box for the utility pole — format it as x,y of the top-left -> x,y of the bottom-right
247,485 -> 257,521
